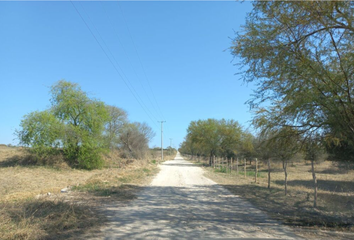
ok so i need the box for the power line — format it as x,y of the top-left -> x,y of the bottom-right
70,1 -> 159,127
98,1 -> 163,121
78,2 -> 159,124
117,1 -> 165,121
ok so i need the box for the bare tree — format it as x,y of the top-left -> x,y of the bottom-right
119,122 -> 155,159
105,105 -> 128,150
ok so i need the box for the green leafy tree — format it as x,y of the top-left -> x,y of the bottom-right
239,131 -> 255,163
270,127 -> 300,196
218,119 -> 243,159
51,80 -> 110,169
17,110 -> 63,159
231,1 -> 354,158
182,119 -> 244,166
17,80 -> 110,169
186,119 -> 222,166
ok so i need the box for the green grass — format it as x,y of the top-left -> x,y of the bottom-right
72,181 -> 111,195
214,167 -> 229,173
238,170 -> 263,178
142,167 -> 151,173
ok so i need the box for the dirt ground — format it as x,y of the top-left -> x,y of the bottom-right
92,153 -> 303,239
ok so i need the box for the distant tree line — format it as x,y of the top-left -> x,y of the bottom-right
16,80 -> 155,169
179,119 -> 254,165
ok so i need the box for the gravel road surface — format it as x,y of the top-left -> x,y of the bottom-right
97,153 -> 302,239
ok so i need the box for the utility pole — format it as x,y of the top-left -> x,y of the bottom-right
169,138 -> 173,155
158,121 -> 166,164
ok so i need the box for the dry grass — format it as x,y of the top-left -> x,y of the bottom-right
190,157 -> 354,237
0,145 -> 160,240
148,148 -> 177,163
0,198 -> 102,240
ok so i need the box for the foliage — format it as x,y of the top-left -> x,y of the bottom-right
253,132 -> 273,161
17,80 -> 110,169
303,134 -> 326,162
17,110 -> 63,159
105,105 -> 128,149
180,119 -> 248,162
218,119 -> 243,158
326,139 -> 354,161
268,127 -> 300,162
239,131 -> 255,159
17,80 -> 156,169
231,1 -> 354,158
51,80 -> 110,169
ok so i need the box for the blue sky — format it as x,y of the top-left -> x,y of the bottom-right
0,1 -> 254,149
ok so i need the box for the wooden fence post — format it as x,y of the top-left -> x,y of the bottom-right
244,158 -> 247,178
255,158 -> 258,183
236,158 -> 239,177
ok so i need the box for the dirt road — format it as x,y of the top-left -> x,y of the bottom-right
97,153 -> 302,239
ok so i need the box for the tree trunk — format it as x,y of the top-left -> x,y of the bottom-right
255,158 -> 258,183
209,155 -> 212,167
267,158 -> 271,189
283,159 -> 288,196
230,157 -> 233,174
311,159 -> 318,208
244,158 -> 247,178
213,155 -> 216,168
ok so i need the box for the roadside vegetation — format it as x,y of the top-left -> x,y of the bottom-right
180,1 -> 354,235
1,80 -> 177,239
0,145 -> 176,239
16,80 -> 156,170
